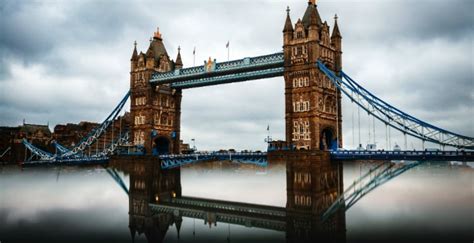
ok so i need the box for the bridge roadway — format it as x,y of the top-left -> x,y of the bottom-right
159,150 -> 474,169
149,196 -> 287,231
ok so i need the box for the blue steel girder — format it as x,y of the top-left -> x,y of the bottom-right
150,52 -> 284,89
22,139 -> 54,161
317,61 -> 474,149
331,150 -> 474,161
321,161 -> 424,222
106,168 -> 129,195
58,91 -> 130,159
159,152 -> 268,169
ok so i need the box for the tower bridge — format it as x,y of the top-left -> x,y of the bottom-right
22,0 -> 473,164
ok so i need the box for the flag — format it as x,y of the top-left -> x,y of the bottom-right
267,124 -> 270,131
193,47 -> 196,55
226,41 -> 229,48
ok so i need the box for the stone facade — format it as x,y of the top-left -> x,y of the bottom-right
283,2 -> 343,150
130,29 -> 182,155
0,124 -> 52,163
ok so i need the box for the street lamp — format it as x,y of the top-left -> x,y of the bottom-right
191,138 -> 196,152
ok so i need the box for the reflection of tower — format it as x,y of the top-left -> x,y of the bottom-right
283,2 -> 343,150
128,159 -> 182,242
285,151 -> 346,242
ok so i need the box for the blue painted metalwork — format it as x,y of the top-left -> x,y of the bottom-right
331,150 -> 473,161
322,160 -> 424,222
105,168 -> 129,195
22,139 -> 54,161
150,52 -> 284,89
52,141 -> 75,156
159,152 -> 268,169
317,61 -> 474,149
22,92 -> 131,165
0,146 -> 11,158
58,91 -> 130,159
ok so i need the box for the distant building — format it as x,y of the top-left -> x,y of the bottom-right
53,121 -> 99,147
0,123 -> 52,163
0,113 -> 131,163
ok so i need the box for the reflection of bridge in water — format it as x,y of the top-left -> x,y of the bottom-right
110,152 -> 345,243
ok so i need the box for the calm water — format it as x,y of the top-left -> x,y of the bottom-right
0,159 -> 472,243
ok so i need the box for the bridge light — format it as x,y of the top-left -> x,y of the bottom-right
171,191 -> 176,198
155,195 -> 159,202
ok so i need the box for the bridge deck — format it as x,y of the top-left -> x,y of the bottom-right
331,150 -> 473,161
150,196 -> 286,231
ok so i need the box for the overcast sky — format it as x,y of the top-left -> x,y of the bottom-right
0,0 -> 472,151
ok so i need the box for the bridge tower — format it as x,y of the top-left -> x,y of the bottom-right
130,29 -> 182,155
283,1 -> 343,150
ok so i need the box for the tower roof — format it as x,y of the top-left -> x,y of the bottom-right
302,2 -> 322,29
331,14 -> 342,38
175,46 -> 183,67
131,41 -> 138,61
283,6 -> 294,32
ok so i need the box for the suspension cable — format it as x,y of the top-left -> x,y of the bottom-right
358,105 -> 361,148
373,116 -> 376,145
352,108 -> 355,148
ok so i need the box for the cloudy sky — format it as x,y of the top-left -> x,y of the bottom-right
0,0 -> 472,151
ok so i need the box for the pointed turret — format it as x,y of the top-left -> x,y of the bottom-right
131,41 -> 138,61
331,14 -> 343,72
131,41 -> 138,70
175,46 -> 183,69
283,6 -> 293,32
331,14 -> 342,39
283,6 -> 294,44
302,0 -> 322,29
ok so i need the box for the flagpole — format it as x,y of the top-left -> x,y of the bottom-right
193,46 -> 196,66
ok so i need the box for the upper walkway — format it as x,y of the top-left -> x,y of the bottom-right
149,52 -> 284,89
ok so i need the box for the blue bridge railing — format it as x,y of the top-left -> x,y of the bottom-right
330,150 -> 473,161
159,152 -> 268,169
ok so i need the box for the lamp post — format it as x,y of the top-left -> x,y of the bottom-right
191,138 -> 196,152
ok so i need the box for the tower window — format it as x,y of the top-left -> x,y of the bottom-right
297,31 -> 303,39
297,46 -> 303,55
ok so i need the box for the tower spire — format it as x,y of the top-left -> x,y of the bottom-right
175,46 -> 183,69
153,27 -> 162,40
331,14 -> 342,38
283,6 -> 293,32
130,40 -> 138,61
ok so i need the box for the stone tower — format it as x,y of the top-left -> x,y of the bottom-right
283,1 -> 343,150
130,29 -> 182,155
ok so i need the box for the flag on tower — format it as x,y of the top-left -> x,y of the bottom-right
226,41 -> 229,48
193,46 -> 196,66
267,124 -> 270,131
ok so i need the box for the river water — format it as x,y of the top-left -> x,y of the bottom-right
0,159 -> 472,243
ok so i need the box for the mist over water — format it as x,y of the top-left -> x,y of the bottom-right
0,161 -> 472,243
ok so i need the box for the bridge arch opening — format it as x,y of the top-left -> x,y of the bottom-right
320,127 -> 336,151
154,136 -> 170,155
